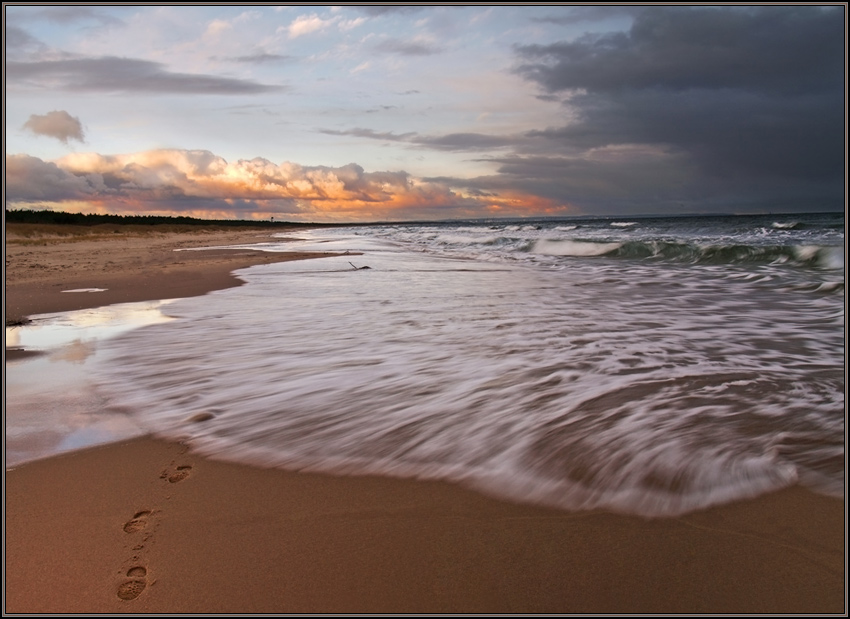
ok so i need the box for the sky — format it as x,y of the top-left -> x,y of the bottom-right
4,4 -> 846,222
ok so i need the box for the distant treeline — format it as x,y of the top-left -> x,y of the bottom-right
5,209 -> 322,227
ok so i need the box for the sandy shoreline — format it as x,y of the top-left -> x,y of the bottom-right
4,436 -> 843,614
4,225 -> 845,613
5,223 -> 343,328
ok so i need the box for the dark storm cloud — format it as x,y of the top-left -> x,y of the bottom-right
510,6 -> 844,209
525,87 -> 844,181
429,149 -> 842,216
430,151 -> 693,204
7,56 -> 283,95
373,38 -> 443,56
516,7 -> 842,95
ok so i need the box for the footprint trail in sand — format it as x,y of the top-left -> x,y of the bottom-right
118,510 -> 155,601
115,453 -> 195,601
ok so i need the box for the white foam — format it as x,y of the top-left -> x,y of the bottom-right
88,235 -> 844,517
794,245 -> 821,261
819,246 -> 845,269
531,239 -> 621,256
435,233 -> 499,245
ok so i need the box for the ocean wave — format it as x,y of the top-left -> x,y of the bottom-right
531,239 -> 623,257
435,233 -> 501,246
531,238 -> 844,269
90,244 -> 844,517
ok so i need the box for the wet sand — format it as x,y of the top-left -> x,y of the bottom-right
4,224 -> 845,613
5,222 -> 342,326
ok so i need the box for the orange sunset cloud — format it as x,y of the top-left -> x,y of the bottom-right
5,149 -> 571,222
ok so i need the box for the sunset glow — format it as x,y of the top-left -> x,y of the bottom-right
6,6 -> 843,221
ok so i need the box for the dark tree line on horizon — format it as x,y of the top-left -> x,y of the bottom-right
4,209 -> 323,228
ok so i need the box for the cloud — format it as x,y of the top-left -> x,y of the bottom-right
22,6 -> 125,27
6,149 -> 556,222
226,53 -> 293,64
7,56 -> 283,95
352,7 -> 431,16
285,13 -> 334,38
525,89 -> 843,181
373,38 -> 443,56
204,19 -> 232,38
316,121 -> 841,212
5,25 -> 47,54
511,6 -> 844,196
530,6 -> 641,26
365,105 -> 398,114
429,140 -> 842,217
516,7 -> 842,95
5,154 -> 102,201
414,133 -> 523,152
339,17 -> 366,31
23,110 -> 86,144
318,128 -> 521,152
282,12 -> 365,39
450,151 -> 699,210
318,128 -> 416,142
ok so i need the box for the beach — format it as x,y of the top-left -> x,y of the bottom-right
4,224 -> 845,614
4,223 -> 343,328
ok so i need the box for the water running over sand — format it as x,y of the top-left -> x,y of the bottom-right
88,213 -> 844,517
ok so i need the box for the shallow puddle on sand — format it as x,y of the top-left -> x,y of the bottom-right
5,299 -> 178,468
6,299 -> 177,352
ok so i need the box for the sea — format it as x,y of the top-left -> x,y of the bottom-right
5,211 -> 845,517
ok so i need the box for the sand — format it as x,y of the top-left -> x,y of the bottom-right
4,224 -> 846,614
4,222 -> 344,327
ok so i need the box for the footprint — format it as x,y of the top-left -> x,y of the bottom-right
166,465 -> 193,484
123,510 -> 151,533
117,566 -> 147,601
